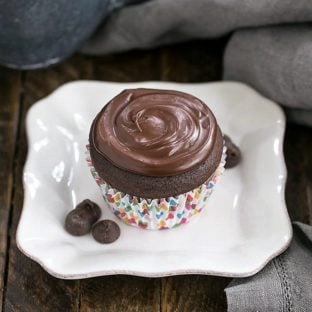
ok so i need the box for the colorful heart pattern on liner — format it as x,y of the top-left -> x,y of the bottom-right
86,146 -> 226,230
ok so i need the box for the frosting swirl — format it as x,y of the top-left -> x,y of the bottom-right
91,88 -> 218,176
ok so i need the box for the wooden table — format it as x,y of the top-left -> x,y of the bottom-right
1,39 -> 311,312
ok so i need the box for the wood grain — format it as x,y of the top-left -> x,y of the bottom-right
80,276 -> 160,312
0,68 -> 21,312
162,276 -> 229,312
92,48 -> 162,82
160,39 -> 226,82
284,123 -> 312,224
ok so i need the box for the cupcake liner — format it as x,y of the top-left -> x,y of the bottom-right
86,145 -> 226,230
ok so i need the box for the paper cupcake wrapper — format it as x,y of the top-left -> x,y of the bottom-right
86,145 -> 226,230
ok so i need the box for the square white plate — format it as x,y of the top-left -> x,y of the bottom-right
17,81 -> 292,279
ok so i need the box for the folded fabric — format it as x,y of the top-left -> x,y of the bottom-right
82,0 -> 312,55
223,25 -> 312,126
225,222 -> 312,312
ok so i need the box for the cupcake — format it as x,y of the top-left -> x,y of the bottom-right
87,88 -> 225,230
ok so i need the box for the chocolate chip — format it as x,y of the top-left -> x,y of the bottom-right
224,135 -> 241,169
92,220 -> 120,244
65,199 -> 101,236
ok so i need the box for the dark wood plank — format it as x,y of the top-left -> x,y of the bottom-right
92,48 -> 162,82
4,55 -> 94,312
160,39 -> 227,82
284,123 -> 312,224
0,68 -> 21,312
162,276 -> 229,312
80,276 -> 160,312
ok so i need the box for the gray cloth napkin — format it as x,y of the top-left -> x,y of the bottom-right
224,25 -> 312,127
226,222 -> 312,312
81,0 -> 312,55
82,1 -> 312,126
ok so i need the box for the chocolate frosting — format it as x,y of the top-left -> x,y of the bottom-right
90,88 -> 218,177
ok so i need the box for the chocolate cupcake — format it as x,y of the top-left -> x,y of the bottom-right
87,88 -> 226,230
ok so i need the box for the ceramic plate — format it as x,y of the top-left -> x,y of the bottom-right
17,81 -> 292,279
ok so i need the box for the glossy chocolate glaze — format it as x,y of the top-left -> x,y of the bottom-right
90,88 -> 218,177
89,127 -> 223,198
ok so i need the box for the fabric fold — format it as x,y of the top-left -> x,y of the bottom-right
223,25 -> 312,112
82,0 -> 312,55
225,222 -> 312,312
